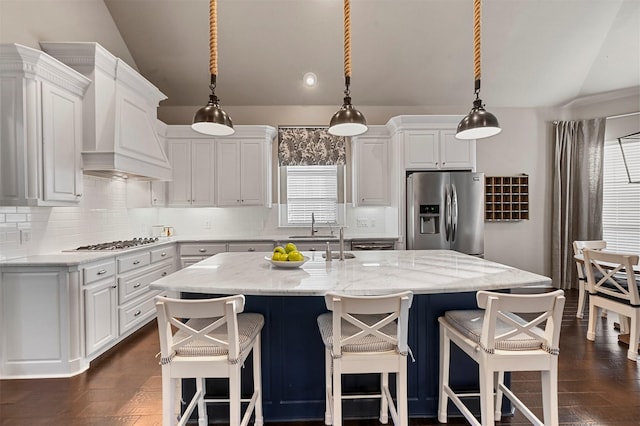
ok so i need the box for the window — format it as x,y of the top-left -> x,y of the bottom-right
279,165 -> 345,227
602,138 -> 640,253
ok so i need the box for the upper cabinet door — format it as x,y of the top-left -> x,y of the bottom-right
216,139 -> 266,206
239,140 -> 264,205
404,130 -> 440,169
190,140 -> 216,207
353,137 -> 390,206
216,140 -> 241,206
41,81 -> 84,203
166,140 -> 191,206
440,130 -> 476,170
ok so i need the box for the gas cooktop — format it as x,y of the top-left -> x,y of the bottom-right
70,237 -> 160,251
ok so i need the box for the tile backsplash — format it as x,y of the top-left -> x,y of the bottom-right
0,177 -> 398,261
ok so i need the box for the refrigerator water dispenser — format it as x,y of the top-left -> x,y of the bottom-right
420,204 -> 439,234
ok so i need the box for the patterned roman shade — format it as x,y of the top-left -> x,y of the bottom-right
278,127 -> 346,166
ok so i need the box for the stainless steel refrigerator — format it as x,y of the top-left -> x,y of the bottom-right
406,171 -> 484,256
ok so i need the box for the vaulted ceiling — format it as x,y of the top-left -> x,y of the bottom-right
103,0 -> 639,109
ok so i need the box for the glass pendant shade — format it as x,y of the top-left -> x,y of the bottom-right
456,99 -> 501,140
192,95 -> 234,136
329,98 -> 367,137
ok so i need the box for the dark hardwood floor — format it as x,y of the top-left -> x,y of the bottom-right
1,289 -> 639,425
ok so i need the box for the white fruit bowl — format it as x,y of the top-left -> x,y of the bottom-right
265,255 -> 310,268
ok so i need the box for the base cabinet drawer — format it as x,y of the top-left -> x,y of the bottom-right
179,243 -> 226,256
118,291 -> 161,335
151,245 -> 176,263
227,242 -> 274,252
117,251 -> 151,274
118,261 -> 173,304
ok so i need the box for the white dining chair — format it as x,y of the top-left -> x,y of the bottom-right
155,295 -> 264,426
317,291 -> 413,426
438,289 -> 565,426
573,240 -> 607,319
583,249 -> 640,362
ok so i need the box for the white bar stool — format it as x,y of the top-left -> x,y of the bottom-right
155,295 -> 264,426
438,290 -> 565,426
317,291 -> 413,426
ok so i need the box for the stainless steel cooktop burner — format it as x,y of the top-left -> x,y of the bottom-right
73,237 -> 159,251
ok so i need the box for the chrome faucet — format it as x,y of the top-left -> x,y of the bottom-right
311,212 -> 317,235
338,227 -> 345,261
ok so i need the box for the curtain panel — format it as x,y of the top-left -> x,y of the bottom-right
552,118 -> 606,289
278,127 -> 346,166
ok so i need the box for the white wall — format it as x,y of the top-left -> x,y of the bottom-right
0,0 -> 137,70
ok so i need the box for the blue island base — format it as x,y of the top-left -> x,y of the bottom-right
181,292 -> 502,422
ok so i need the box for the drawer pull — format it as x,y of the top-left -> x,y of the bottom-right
162,272 -> 168,276
248,248 -> 255,252
199,248 -> 207,253
134,310 -> 142,317
97,269 -> 107,275
161,252 -> 167,257
133,283 -> 141,288
133,260 -> 140,265
111,285 -> 117,289
309,247 -> 316,251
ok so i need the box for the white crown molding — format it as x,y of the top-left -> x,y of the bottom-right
561,86 -> 640,109
166,124 -> 277,140
385,114 -> 464,134
0,43 -> 90,96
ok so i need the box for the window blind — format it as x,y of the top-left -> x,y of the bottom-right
602,139 -> 640,253
286,165 -> 338,225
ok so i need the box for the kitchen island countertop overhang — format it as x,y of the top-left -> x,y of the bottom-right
149,249 -> 551,296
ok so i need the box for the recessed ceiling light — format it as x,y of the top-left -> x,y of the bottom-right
303,72 -> 317,87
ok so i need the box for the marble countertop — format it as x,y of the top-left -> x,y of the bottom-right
0,236 -> 399,267
150,250 -> 551,296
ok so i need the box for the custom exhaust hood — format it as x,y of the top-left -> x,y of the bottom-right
40,42 -> 172,181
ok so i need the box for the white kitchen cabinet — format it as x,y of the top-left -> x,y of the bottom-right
179,242 -> 226,268
216,127 -> 275,207
387,115 -> 476,172
84,277 -> 118,356
227,242 -> 274,252
217,139 -> 266,206
402,129 -> 475,170
167,139 -> 216,206
0,265 -> 85,378
0,44 -> 90,206
352,133 -> 391,206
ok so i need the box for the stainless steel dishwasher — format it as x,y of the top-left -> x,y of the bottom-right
350,240 -> 396,250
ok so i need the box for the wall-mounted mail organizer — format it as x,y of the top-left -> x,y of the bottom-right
484,175 -> 529,221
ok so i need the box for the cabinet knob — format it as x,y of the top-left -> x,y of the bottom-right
111,285 -> 117,289
133,260 -> 140,265
134,310 -> 142,317
162,271 -> 168,276
435,162 -> 439,165
153,198 -> 157,202
133,283 -> 141,288
443,162 -> 446,165
75,193 -> 83,198
161,252 -> 167,257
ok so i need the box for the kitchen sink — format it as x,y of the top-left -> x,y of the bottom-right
322,252 -> 356,259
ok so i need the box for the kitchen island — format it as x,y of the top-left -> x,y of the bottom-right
150,250 -> 551,421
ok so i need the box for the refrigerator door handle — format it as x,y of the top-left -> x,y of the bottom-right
451,184 -> 458,242
445,185 -> 451,242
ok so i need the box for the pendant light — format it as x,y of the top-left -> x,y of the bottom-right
456,0 -> 501,140
329,0 -> 367,137
192,0 -> 234,136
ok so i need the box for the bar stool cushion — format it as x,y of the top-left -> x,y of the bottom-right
173,313 -> 264,359
317,312 -> 398,353
444,309 -> 546,352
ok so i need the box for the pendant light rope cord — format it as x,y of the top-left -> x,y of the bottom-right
209,0 -> 218,76
473,0 -> 481,83
343,0 -> 352,78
